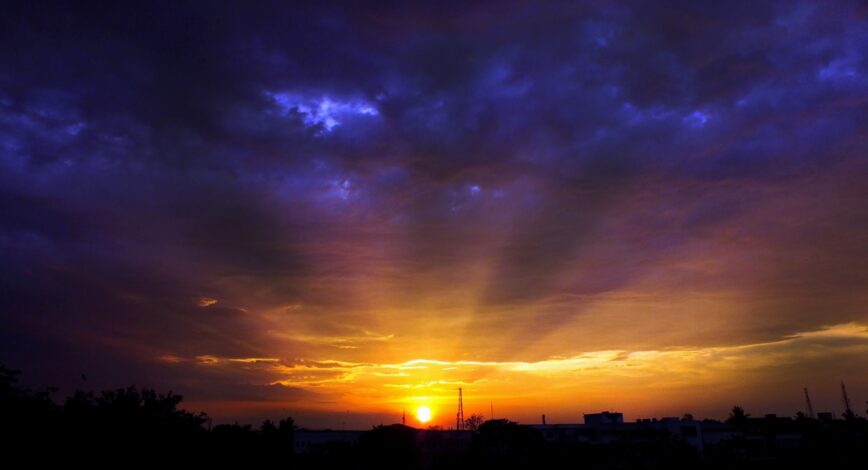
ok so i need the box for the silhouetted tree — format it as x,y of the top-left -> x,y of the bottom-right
358,423 -> 420,469
276,416 -> 297,459
1,366 -> 217,465
0,365 -> 60,449
464,413 -> 485,431
726,405 -> 750,430
473,419 -> 545,467
279,415 -> 296,434
261,418 -> 278,433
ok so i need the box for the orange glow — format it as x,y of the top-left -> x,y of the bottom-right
171,322 -> 868,426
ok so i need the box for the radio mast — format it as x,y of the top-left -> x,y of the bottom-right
456,387 -> 465,430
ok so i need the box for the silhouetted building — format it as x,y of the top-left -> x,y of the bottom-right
294,430 -> 363,454
699,420 -> 738,445
416,429 -> 473,468
583,411 -> 623,426
532,413 -> 738,455
530,423 -> 597,444
295,425 -> 473,469
643,416 -> 704,453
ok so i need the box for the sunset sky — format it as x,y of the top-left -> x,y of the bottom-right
1,1 -> 867,429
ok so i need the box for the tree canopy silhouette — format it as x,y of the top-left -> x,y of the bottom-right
726,405 -> 750,430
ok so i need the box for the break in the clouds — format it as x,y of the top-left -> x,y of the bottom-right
265,91 -> 379,134
1,1 -> 867,427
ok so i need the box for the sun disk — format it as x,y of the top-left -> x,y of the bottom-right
416,406 -> 431,423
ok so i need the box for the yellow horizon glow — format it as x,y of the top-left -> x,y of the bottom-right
169,322 -> 868,425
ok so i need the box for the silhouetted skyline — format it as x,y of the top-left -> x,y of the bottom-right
4,365 -> 867,468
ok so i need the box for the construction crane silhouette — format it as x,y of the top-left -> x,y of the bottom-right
841,380 -> 854,418
804,387 -> 815,419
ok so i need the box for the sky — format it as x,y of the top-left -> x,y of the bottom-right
1,1 -> 867,429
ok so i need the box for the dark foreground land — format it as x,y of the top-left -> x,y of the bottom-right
3,366 -> 866,469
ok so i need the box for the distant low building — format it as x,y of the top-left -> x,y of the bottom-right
584,411 -> 624,426
641,416 -> 704,453
416,429 -> 473,468
699,420 -> 738,446
531,412 -> 742,455
293,430 -> 363,454
293,426 -> 473,460
415,428 -> 473,452
530,423 -> 596,444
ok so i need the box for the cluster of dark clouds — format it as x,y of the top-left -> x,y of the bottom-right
1,1 -> 867,422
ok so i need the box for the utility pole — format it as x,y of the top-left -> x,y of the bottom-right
804,387 -> 815,419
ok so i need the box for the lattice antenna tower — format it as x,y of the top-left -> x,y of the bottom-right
456,387 -> 465,430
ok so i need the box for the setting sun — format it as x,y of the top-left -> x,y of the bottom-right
416,406 -> 431,424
